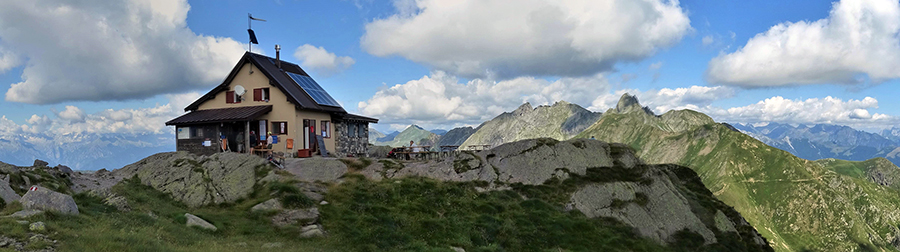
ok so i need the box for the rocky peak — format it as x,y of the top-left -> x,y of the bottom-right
513,102 -> 533,116
616,93 -> 642,113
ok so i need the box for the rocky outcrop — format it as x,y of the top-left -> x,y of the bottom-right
20,186 -> 79,215
0,175 -> 20,204
271,208 -> 319,227
251,198 -> 283,212
185,213 -> 217,231
351,138 -> 770,249
283,157 -> 347,183
114,152 -> 267,207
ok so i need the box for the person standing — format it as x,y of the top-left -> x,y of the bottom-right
267,132 -> 274,149
249,130 -> 258,148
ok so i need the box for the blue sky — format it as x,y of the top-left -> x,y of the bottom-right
0,0 -> 898,135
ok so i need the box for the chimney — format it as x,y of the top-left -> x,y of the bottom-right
275,44 -> 281,70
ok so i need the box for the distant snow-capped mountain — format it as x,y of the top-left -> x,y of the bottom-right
0,131 -> 173,170
732,122 -> 900,164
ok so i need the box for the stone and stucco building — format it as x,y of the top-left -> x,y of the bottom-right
166,50 -> 377,157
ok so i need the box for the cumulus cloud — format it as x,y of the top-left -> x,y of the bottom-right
293,44 -> 355,76
705,96 -> 897,129
587,86 -> 736,114
707,0 -> 900,87
0,47 -> 19,73
0,0 -> 249,104
361,0 -> 691,78
6,92 -> 199,136
358,71 -> 611,127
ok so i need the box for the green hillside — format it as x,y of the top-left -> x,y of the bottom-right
577,95 -> 900,251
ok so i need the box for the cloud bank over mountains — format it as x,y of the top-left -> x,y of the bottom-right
0,0 -> 248,104
361,0 -> 692,78
707,0 -> 900,86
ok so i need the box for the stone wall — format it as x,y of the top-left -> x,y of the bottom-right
176,138 -> 221,156
334,120 -> 369,157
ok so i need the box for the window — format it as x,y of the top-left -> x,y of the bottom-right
226,91 -> 241,104
357,123 -> 366,138
350,123 -> 357,138
177,127 -> 191,139
271,121 -> 287,135
321,121 -> 331,138
253,88 -> 270,102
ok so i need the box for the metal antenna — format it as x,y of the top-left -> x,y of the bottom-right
247,13 -> 266,74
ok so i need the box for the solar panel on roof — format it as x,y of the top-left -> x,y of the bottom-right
286,72 -> 341,107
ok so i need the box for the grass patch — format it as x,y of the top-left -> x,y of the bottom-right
340,158 -> 373,171
321,175 -> 665,252
12,176 -> 333,252
268,181 -> 315,209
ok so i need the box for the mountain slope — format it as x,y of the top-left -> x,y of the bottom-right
434,126 -> 475,147
460,101 -> 601,147
368,129 -> 386,145
376,125 -> 439,147
733,122 -> 900,164
577,94 -> 900,251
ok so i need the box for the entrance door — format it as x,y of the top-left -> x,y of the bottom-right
303,119 -> 316,152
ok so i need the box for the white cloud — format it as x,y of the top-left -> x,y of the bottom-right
649,61 -> 664,70
361,0 -> 691,78
8,92 -> 198,136
55,106 -> 87,122
0,0 -> 249,104
293,44 -> 355,75
0,46 -> 19,73
707,0 -> 900,87
588,86 -> 736,114
701,35 -> 714,46
705,96 -> 898,129
358,71 -> 611,127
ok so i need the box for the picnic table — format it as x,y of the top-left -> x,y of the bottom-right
393,145 -> 436,160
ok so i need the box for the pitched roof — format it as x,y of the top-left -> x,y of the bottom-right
184,52 -> 346,114
166,105 -> 272,126
335,113 -> 379,123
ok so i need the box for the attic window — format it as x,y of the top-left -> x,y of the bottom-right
254,88 -> 270,102
226,91 -> 241,104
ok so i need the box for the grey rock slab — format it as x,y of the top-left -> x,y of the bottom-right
271,208 -> 319,227
283,157 -> 348,182
185,213 -> 217,231
572,181 -> 716,245
251,198 -> 283,212
20,186 -> 78,215
451,246 -> 466,252
8,210 -> 43,218
714,210 -> 738,233
300,228 -> 324,238
114,152 -> 265,207
0,176 -> 20,204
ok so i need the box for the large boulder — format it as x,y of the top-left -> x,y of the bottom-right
114,152 -> 267,207
283,158 -> 347,182
185,213 -> 217,231
20,186 -> 79,215
0,176 -> 20,204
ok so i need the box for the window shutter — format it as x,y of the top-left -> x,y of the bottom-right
226,91 -> 234,103
254,89 -> 262,101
